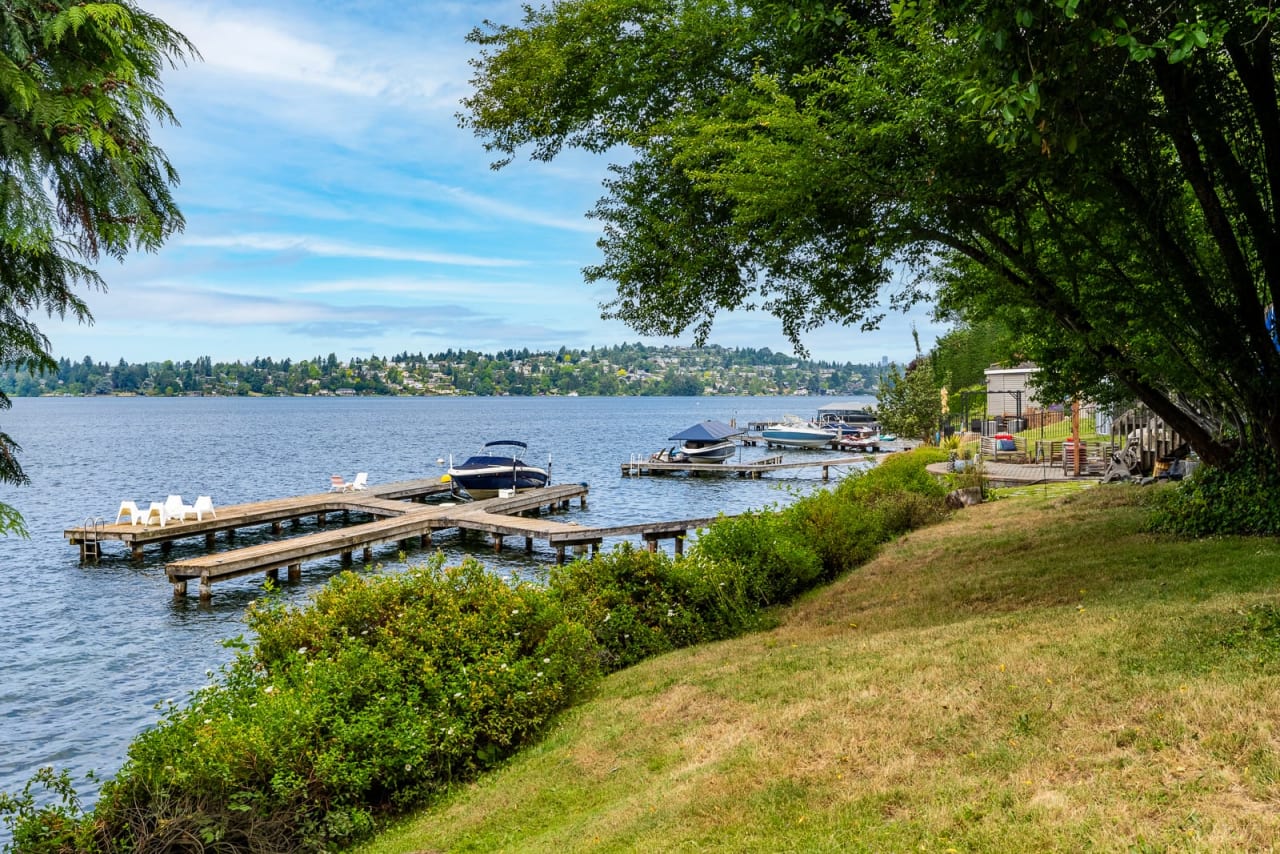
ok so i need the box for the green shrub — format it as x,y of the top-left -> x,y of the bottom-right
85,557 -> 601,852
783,448 -> 951,577
549,542 -> 768,670
1147,446 -> 1280,535
689,510 -> 823,605
783,487 -> 884,576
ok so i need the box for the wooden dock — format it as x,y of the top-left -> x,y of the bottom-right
621,454 -> 870,480
66,480 -> 729,601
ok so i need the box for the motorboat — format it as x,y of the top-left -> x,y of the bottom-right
815,403 -> 878,436
659,419 -> 742,463
838,431 -> 881,452
445,440 -> 550,498
760,416 -> 834,449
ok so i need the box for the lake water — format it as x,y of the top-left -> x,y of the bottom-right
0,394 -> 873,811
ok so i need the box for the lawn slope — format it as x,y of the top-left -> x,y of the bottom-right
362,486 -> 1280,853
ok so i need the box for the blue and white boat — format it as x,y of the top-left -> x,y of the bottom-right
760,416 -> 834,449
446,440 -> 550,498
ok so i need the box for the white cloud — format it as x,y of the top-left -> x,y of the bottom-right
178,234 -> 526,267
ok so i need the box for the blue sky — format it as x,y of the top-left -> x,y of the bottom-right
53,0 -> 946,365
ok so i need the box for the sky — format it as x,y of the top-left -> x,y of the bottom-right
50,0 -> 948,366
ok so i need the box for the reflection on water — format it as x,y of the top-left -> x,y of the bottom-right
0,394 -> 873,806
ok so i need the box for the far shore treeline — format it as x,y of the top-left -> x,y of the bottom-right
0,343 -> 887,399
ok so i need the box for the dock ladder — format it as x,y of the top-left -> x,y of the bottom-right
627,454 -> 643,476
79,516 -> 105,563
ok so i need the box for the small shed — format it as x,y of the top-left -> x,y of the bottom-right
973,363 -> 1041,433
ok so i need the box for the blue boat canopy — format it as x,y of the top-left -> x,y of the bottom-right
668,420 -> 742,442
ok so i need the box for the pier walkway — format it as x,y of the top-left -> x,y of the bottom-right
621,454 -> 870,479
67,480 -> 728,601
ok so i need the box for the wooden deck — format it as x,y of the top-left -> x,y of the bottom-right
925,459 -> 1100,487
68,479 -> 731,601
621,454 -> 871,479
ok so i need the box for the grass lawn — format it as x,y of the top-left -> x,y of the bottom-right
360,484 -> 1280,853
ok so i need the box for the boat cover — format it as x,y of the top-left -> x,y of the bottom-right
668,420 -> 742,442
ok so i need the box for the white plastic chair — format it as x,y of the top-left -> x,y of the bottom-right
328,475 -> 349,492
164,494 -> 195,521
115,500 -> 144,525
350,472 -> 368,491
142,501 -> 168,527
192,496 -> 216,521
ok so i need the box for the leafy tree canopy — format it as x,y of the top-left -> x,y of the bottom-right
464,0 -> 1280,467
0,0 -> 194,532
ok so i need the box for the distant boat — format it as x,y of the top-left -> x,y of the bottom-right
661,419 -> 742,463
838,432 -> 880,452
761,416 -> 833,449
446,440 -> 550,498
815,402 -> 878,436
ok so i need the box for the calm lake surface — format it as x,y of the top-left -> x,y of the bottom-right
0,394 -> 874,807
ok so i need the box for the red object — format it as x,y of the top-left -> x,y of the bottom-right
994,432 -> 1014,440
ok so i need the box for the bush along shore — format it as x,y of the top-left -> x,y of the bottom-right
0,449 -> 954,852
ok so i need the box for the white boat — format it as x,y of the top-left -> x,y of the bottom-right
760,416 -> 833,449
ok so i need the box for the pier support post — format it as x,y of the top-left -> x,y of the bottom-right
362,546 -> 372,564
421,532 -> 431,547
341,550 -> 352,565
272,521 -> 282,534
226,528 -> 236,541
132,543 -> 144,560
172,580 -> 187,598
266,568 -> 278,582
646,538 -> 658,554
292,518 -> 301,529
205,532 -> 216,549
555,545 -> 566,565
317,513 -> 326,526
675,535 -> 685,557
822,465 -> 830,481
344,510 -> 350,523
525,536 -> 533,553
161,540 -> 172,554
288,563 -> 301,582
493,535 -> 503,553
199,572 -> 212,602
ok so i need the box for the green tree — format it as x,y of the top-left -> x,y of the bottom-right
0,1 -> 194,533
931,319 -> 1014,393
876,357 -> 941,446
464,1 -> 1280,467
